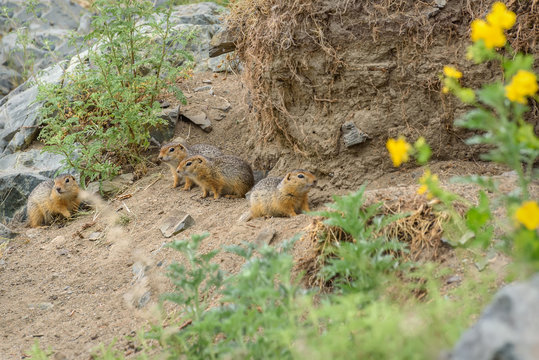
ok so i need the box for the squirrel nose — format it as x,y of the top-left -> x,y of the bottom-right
158,156 -> 163,160
56,187 -> 62,193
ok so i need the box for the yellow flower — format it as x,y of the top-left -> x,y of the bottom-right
417,170 -> 439,199
515,201 -> 539,230
486,2 -> 516,30
471,19 -> 506,49
443,66 -> 462,79
442,86 -> 449,94
386,137 -> 411,167
505,70 -> 538,104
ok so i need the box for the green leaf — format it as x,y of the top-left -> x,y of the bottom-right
503,54 -> 534,79
455,109 -> 495,130
413,137 -> 432,164
477,82 -> 508,116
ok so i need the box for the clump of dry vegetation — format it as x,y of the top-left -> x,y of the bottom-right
298,192 -> 452,289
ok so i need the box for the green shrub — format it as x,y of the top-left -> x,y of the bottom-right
313,185 -> 409,294
37,0 -> 193,187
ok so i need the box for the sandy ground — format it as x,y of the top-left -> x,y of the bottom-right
0,72 -> 519,359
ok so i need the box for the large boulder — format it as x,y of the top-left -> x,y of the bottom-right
0,61 -> 66,156
448,274 -> 539,360
0,0 -> 88,96
165,2 -> 232,73
0,65 -> 22,96
0,149 -> 67,223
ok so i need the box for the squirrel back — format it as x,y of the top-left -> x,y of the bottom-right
248,169 -> 316,219
158,142 -> 222,189
27,174 -> 81,227
177,154 -> 254,199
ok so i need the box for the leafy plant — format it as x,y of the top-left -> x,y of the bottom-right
313,185 -> 409,294
37,0 -> 193,187
147,235 -> 303,359
386,2 -> 538,267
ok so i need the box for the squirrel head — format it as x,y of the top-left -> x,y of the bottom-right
281,170 -> 317,193
158,143 -> 188,162
177,155 -> 208,175
53,174 -> 79,197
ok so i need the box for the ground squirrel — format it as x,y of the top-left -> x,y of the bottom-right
177,154 -> 254,199
245,169 -> 316,220
158,142 -> 222,189
27,174 -> 81,228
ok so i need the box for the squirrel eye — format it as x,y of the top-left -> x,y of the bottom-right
169,147 -> 174,152
297,174 -> 304,179
65,178 -> 70,183
186,161 -> 192,166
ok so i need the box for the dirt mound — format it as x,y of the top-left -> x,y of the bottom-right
227,0 -> 539,187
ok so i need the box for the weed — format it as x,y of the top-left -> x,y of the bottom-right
312,185 -> 409,293
116,214 -> 132,227
37,0 -> 193,187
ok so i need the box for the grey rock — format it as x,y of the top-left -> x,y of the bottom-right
152,105 -> 179,144
0,223 -> 17,239
435,0 -> 447,8
0,148 -> 72,223
77,13 -> 92,35
181,111 -> 212,133
0,0 -> 87,77
255,227 -> 276,245
448,274 -> 539,360
209,28 -> 236,58
446,275 -> 462,284
212,97 -> 231,112
0,62 -> 66,156
202,79 -> 212,84
341,121 -> 370,148
0,149 -> 67,177
132,262 -> 148,280
208,54 -> 238,73
159,212 -> 195,238
29,302 -> 54,310
0,65 -> 22,96
163,2 -> 228,73
425,7 -> 441,18
194,85 -> 212,92
137,291 -> 151,308
88,232 -> 102,241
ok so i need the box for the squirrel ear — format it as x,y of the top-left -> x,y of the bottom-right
285,173 -> 291,181
197,157 -> 203,163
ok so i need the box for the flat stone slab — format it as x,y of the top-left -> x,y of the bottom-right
341,121 -> 370,148
159,212 -> 195,238
181,111 -> 212,133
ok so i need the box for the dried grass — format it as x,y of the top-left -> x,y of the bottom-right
226,0 -> 538,155
297,194 -> 453,289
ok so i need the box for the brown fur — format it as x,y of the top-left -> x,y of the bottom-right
158,142 -> 222,189
248,170 -> 316,219
177,155 -> 254,199
27,174 -> 81,228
